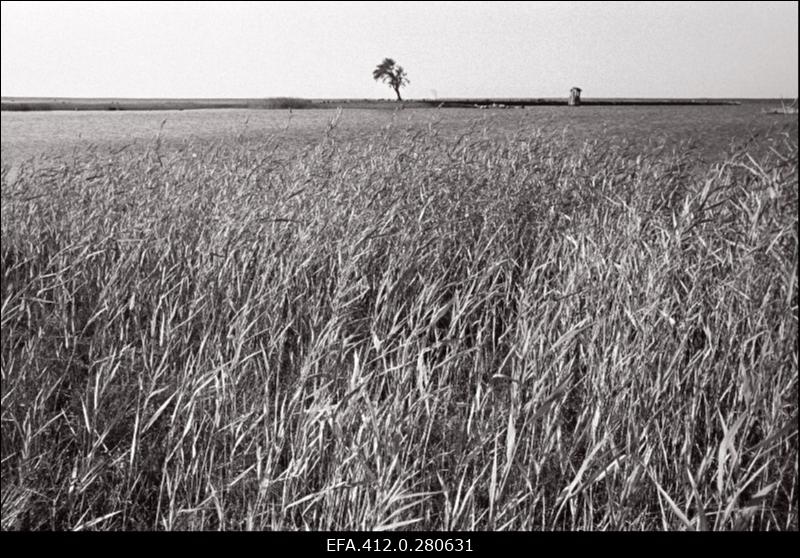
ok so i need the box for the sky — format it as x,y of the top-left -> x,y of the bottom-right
1,1 -> 797,99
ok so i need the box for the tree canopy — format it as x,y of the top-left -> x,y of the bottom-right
373,58 -> 409,101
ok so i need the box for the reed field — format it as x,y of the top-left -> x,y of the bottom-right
1,106 -> 797,530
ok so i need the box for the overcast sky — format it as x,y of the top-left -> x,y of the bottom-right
1,1 -> 797,99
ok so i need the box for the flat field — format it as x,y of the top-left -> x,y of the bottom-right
2,103 -> 794,165
1,105 -> 797,530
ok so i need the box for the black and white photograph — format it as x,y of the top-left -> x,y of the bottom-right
1,0 -> 797,537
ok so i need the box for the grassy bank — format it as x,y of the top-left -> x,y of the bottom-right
1,118 -> 797,530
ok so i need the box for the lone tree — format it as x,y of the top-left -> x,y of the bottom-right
373,58 -> 409,101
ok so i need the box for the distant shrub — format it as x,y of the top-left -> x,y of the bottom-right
255,97 -> 313,109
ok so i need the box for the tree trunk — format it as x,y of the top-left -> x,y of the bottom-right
394,86 -> 402,101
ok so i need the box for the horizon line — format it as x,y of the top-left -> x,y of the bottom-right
3,95 -> 797,101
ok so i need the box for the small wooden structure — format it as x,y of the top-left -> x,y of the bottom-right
568,87 -> 582,106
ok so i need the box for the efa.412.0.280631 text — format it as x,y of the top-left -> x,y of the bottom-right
327,538 -> 474,552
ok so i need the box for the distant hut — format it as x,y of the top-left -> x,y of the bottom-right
569,87 -> 582,106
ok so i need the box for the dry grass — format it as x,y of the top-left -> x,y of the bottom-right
764,99 -> 799,115
1,114 -> 797,530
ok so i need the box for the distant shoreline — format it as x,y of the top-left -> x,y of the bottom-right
0,96 -> 776,112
